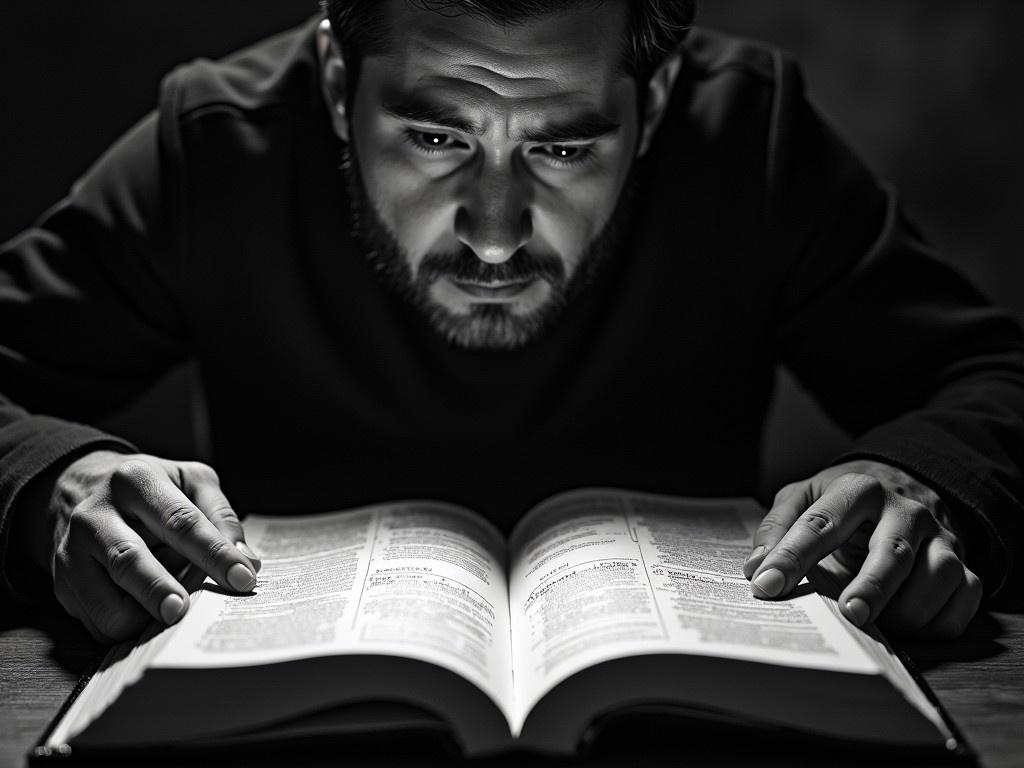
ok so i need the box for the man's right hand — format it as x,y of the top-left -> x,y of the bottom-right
29,450 -> 260,643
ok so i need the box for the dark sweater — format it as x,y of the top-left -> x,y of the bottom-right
2,18 -> 1023,606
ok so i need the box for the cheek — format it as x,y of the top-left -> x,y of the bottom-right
532,168 -> 625,271
353,130 -> 457,265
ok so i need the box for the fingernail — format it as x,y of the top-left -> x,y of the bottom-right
160,594 -> 186,625
845,597 -> 870,626
744,545 -> 767,566
227,563 -> 256,592
235,541 -> 261,564
752,568 -> 786,598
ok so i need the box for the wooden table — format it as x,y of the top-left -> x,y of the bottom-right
2,606 -> 1022,768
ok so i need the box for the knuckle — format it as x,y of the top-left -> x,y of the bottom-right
836,473 -> 884,503
111,458 -> 154,487
139,573 -> 169,607
162,504 -> 202,537
798,508 -> 838,539
105,540 -> 143,582
933,553 -> 965,587
964,569 -> 984,598
878,534 -> 915,569
939,528 -> 961,551
901,498 -> 930,517
756,516 -> 787,539
207,502 -> 240,527
903,500 -> 940,535
832,471 -> 865,489
202,538 -> 231,571
183,461 -> 220,485
773,483 -> 798,504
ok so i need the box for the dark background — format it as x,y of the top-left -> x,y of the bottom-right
2,1 -> 1021,495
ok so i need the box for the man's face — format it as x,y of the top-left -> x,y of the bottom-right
342,1 -> 642,348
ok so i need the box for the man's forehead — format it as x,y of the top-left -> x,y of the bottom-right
366,0 -> 630,104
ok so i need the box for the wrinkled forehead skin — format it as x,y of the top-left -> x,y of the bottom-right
359,0 -> 636,136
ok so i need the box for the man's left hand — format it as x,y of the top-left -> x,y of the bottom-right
744,460 -> 982,638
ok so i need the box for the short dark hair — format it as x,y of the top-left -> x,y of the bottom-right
322,0 -> 695,95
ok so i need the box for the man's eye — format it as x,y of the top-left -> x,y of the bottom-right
404,130 -> 464,155
531,143 -> 593,167
419,132 -> 451,148
549,145 -> 580,159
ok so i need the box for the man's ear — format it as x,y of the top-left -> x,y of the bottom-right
637,49 -> 684,157
317,18 -> 350,143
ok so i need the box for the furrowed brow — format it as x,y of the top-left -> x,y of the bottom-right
382,98 -> 483,135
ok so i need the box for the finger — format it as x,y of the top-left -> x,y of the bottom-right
744,482 -> 811,578
751,474 -> 886,599
127,516 -> 211,575
837,499 -> 940,627
89,512 -> 191,627
55,573 -> 116,645
64,587 -> 119,645
918,567 -> 983,639
75,557 -> 153,642
877,536 -> 962,635
110,460 -> 257,594
178,462 -> 261,571
56,512 -> 145,643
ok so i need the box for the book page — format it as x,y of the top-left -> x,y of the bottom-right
153,501 -> 514,722
507,488 -> 880,732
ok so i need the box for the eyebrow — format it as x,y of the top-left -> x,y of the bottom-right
520,114 -> 621,144
381,97 -> 621,144
382,100 -> 482,135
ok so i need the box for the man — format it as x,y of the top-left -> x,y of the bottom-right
1,0 -> 1022,644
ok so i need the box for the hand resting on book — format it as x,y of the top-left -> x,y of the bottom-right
743,460 -> 982,638
20,450 -> 262,642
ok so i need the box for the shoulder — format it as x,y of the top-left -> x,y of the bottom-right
650,27 -> 829,213
157,15 -> 322,126
683,26 -> 779,81
672,26 -> 804,136
642,27 -> 806,214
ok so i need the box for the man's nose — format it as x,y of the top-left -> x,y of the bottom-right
454,158 -> 533,264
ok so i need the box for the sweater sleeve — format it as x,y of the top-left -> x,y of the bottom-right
0,97 -> 191,603
766,55 -> 1024,608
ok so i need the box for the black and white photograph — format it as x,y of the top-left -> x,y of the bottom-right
1,2 -> 1022,766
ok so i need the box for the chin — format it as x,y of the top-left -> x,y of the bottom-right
425,302 -> 558,350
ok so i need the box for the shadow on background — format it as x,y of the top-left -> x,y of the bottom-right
2,2 -> 1021,493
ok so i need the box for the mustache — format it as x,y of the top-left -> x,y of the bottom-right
417,247 -> 566,285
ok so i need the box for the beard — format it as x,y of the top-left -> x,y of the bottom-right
341,144 -> 633,350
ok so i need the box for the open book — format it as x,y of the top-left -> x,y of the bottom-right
38,488 -> 961,759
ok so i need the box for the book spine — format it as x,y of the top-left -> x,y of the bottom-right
893,645 -> 975,760
28,670 -> 95,763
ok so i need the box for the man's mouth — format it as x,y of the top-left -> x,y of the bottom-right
451,278 -> 537,300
